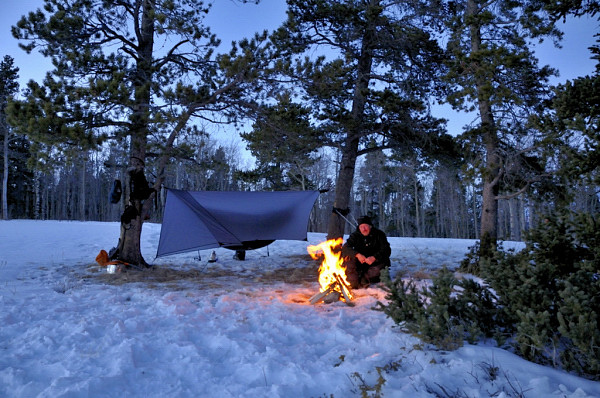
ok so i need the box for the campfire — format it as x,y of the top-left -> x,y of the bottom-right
307,238 -> 354,306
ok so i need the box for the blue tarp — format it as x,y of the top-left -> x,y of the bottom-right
156,189 -> 320,257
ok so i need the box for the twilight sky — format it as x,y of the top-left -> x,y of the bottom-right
1,1 -> 597,139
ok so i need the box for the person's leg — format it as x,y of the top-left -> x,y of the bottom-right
343,256 -> 361,289
348,259 -> 371,288
365,265 -> 382,283
364,260 -> 390,284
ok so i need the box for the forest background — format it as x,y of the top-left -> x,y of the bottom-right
1,0 -> 598,245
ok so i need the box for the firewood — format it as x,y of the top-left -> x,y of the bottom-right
333,273 -> 354,306
333,272 -> 351,293
323,290 -> 341,304
309,282 -> 336,304
309,287 -> 332,304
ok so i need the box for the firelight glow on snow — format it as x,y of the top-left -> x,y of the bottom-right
1,220 -> 599,397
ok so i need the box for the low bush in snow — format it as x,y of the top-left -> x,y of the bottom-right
376,210 -> 600,380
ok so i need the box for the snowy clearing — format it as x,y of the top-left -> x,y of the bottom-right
0,220 -> 598,397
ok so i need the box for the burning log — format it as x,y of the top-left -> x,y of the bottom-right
309,281 -> 337,305
307,238 -> 355,306
308,280 -> 353,306
322,290 -> 341,304
334,273 -> 353,305
308,277 -> 354,306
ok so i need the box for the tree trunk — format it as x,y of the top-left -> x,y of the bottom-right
399,177 -> 407,236
509,197 -> 520,241
414,177 -> 421,237
478,111 -> 501,257
327,1 -> 376,240
519,195 -> 526,239
115,0 -> 155,266
468,0 -> 500,258
2,127 -> 8,220
117,146 -> 148,266
80,158 -> 86,221
327,135 -> 360,239
34,172 -> 41,219
472,185 -> 479,239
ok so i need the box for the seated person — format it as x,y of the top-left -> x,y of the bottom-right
341,215 -> 391,289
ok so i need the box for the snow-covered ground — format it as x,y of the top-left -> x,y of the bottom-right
0,220 -> 598,397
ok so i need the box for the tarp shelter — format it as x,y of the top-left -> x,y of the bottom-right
156,189 -> 320,258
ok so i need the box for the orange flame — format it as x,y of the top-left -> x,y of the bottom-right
307,238 -> 353,299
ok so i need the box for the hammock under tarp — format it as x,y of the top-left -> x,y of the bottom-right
156,189 -> 320,258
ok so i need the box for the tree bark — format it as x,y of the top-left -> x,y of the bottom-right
80,158 -> 86,221
327,0 -> 376,240
327,135 -> 360,239
468,0 -> 501,258
472,185 -> 479,239
115,0 -> 155,266
117,147 -> 148,266
477,108 -> 501,255
509,197 -> 521,241
2,127 -> 8,220
414,177 -> 421,237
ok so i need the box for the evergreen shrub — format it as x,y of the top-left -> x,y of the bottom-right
375,267 -> 498,350
482,211 -> 599,379
377,211 -> 599,380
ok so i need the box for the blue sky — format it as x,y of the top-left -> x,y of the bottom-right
1,1 -> 597,137
1,0 -> 289,87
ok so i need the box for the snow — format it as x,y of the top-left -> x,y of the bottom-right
0,220 -> 598,398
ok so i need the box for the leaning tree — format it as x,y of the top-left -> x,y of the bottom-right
269,0 -> 447,239
10,0 -> 270,265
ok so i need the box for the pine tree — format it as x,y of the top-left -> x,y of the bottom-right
269,0 -> 447,239
441,0 -> 562,259
376,266 -> 499,350
0,55 -> 21,220
548,75 -> 600,186
240,96 -> 322,190
482,211 -> 600,378
9,0 -> 269,265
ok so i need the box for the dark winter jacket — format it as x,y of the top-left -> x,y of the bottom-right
342,226 -> 391,268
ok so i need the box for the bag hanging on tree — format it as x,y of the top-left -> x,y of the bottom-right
129,170 -> 154,201
109,179 -> 122,204
121,204 -> 138,225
